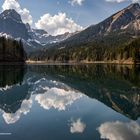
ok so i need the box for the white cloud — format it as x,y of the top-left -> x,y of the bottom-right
69,0 -> 85,6
132,0 -> 140,2
70,118 -> 86,133
98,121 -> 140,140
35,12 -> 83,35
105,0 -> 139,3
105,0 -> 127,2
2,0 -> 33,25
2,99 -> 32,124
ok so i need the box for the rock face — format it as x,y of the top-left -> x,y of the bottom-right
0,9 -> 29,40
94,3 -> 140,33
103,3 -> 140,32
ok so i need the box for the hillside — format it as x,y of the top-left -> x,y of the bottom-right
29,33 -> 140,64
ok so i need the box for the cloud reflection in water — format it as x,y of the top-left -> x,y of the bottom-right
98,121 -> 140,140
0,77 -> 83,124
32,78 -> 83,111
70,118 -> 86,133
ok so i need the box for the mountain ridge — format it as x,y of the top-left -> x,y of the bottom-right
0,9 -> 74,52
62,3 -> 140,44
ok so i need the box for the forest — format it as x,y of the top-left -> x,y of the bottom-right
0,37 -> 26,62
29,33 -> 140,64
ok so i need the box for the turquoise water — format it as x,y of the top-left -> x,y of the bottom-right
0,64 -> 140,140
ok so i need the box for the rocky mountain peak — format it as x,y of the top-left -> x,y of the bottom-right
0,9 -> 29,40
127,3 -> 140,10
0,9 -> 22,23
104,3 -> 140,32
123,3 -> 140,17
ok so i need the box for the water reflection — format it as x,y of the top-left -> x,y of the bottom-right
31,78 -> 83,111
0,64 -> 140,126
0,65 -> 31,124
29,64 -> 140,120
69,118 -> 86,134
98,121 -> 140,140
0,65 -> 26,88
2,99 -> 32,124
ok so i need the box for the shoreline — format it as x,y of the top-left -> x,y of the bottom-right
0,60 -> 139,65
26,60 -> 139,65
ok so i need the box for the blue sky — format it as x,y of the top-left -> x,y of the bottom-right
0,0 -> 139,35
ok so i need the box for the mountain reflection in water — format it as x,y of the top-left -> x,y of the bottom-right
28,64 -> 140,120
0,64 -> 140,125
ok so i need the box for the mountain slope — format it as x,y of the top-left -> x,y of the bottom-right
30,3 -> 140,63
41,3 -> 140,49
65,3 -> 140,43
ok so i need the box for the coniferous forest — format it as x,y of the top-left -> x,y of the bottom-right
0,37 -> 26,62
29,35 -> 140,64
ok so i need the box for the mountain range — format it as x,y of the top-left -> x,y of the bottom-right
0,9 -> 73,52
0,3 -> 140,63
30,3 -> 140,63
49,3 -> 140,47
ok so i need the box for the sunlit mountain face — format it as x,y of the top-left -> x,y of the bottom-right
0,64 -> 139,140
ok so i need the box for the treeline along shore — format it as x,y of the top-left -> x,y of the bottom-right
0,37 -> 26,62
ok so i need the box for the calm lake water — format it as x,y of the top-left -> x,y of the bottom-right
0,64 -> 140,140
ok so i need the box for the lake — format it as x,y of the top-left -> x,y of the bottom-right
0,64 -> 140,140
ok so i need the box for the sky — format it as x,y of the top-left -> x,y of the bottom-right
0,0 -> 139,35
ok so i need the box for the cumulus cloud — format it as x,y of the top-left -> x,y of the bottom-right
98,121 -> 140,140
69,0 -> 85,6
2,0 -> 33,25
35,12 -> 83,35
2,99 -> 32,124
70,118 -> 86,133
